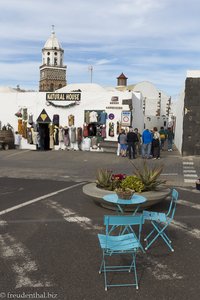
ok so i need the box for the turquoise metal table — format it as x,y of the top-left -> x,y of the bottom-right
103,193 -> 147,215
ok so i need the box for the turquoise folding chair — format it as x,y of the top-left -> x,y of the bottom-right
97,215 -> 144,291
143,189 -> 179,252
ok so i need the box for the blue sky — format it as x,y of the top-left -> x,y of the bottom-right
1,0 -> 200,99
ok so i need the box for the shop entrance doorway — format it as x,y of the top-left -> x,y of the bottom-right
38,123 -> 50,150
36,109 -> 51,151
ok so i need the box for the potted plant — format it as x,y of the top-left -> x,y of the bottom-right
115,187 -> 135,200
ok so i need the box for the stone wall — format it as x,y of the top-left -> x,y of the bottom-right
182,78 -> 200,155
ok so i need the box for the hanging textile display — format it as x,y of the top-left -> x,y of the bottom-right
31,128 -> 37,145
28,114 -> 33,125
22,108 -> 28,121
58,126 -> 65,149
88,123 -> 96,136
99,111 -> 107,124
89,111 -> 98,123
77,127 -> 83,146
53,114 -> 59,126
63,127 -> 70,147
96,125 -> 102,137
54,126 -> 59,145
15,109 -> 22,118
108,122 -> 114,137
83,123 -> 89,137
27,127 -> 33,144
22,121 -> 27,139
101,125 -> 106,138
68,114 -> 75,127
85,111 -> 90,124
18,119 -> 23,135
49,124 -> 55,149
117,121 -> 122,134
70,127 -> 77,143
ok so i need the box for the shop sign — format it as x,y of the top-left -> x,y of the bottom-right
46,93 -> 81,101
110,96 -> 119,104
121,111 -> 131,126
37,109 -> 51,123
108,113 -> 115,120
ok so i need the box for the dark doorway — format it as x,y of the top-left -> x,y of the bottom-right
38,123 -> 50,150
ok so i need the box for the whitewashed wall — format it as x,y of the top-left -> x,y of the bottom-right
173,90 -> 184,154
131,81 -> 171,117
131,92 -> 144,132
0,83 -> 143,149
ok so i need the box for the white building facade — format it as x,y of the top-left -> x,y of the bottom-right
0,84 -> 144,151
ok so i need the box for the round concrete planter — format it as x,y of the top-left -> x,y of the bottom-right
83,182 -> 171,211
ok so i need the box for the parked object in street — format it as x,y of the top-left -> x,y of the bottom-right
0,128 -> 15,150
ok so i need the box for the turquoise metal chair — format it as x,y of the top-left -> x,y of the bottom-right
143,189 -> 179,252
97,215 -> 144,291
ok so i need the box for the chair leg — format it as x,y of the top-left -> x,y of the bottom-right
144,227 -> 157,241
129,253 -> 139,289
145,223 -> 171,244
103,258 -> 108,291
145,222 -> 174,252
99,258 -> 104,274
132,255 -> 139,289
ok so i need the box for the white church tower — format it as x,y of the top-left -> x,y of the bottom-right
39,25 -> 67,92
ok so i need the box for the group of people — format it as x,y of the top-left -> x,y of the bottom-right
117,126 -> 174,160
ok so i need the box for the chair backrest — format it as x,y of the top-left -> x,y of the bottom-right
104,215 -> 143,241
167,188 -> 179,220
104,215 -> 143,227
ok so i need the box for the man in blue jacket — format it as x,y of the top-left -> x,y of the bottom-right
141,128 -> 153,158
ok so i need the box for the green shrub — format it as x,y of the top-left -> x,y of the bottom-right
120,175 -> 144,193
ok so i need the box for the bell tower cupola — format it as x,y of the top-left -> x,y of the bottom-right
39,25 -> 67,92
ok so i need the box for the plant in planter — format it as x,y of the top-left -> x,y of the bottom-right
130,160 -> 166,191
96,169 -> 126,191
115,175 -> 144,200
96,168 -> 113,190
83,161 -> 170,210
96,161 -> 166,193
120,175 -> 144,193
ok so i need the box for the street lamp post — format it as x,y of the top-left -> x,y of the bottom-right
88,66 -> 93,83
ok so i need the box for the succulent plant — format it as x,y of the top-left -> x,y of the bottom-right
96,168 -> 113,190
130,160 -> 166,191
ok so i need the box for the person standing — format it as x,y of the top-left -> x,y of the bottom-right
166,127 -> 174,151
159,126 -> 167,151
141,128 -> 153,159
127,127 -> 139,159
152,127 -> 161,159
134,128 -> 141,156
118,129 -> 127,157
